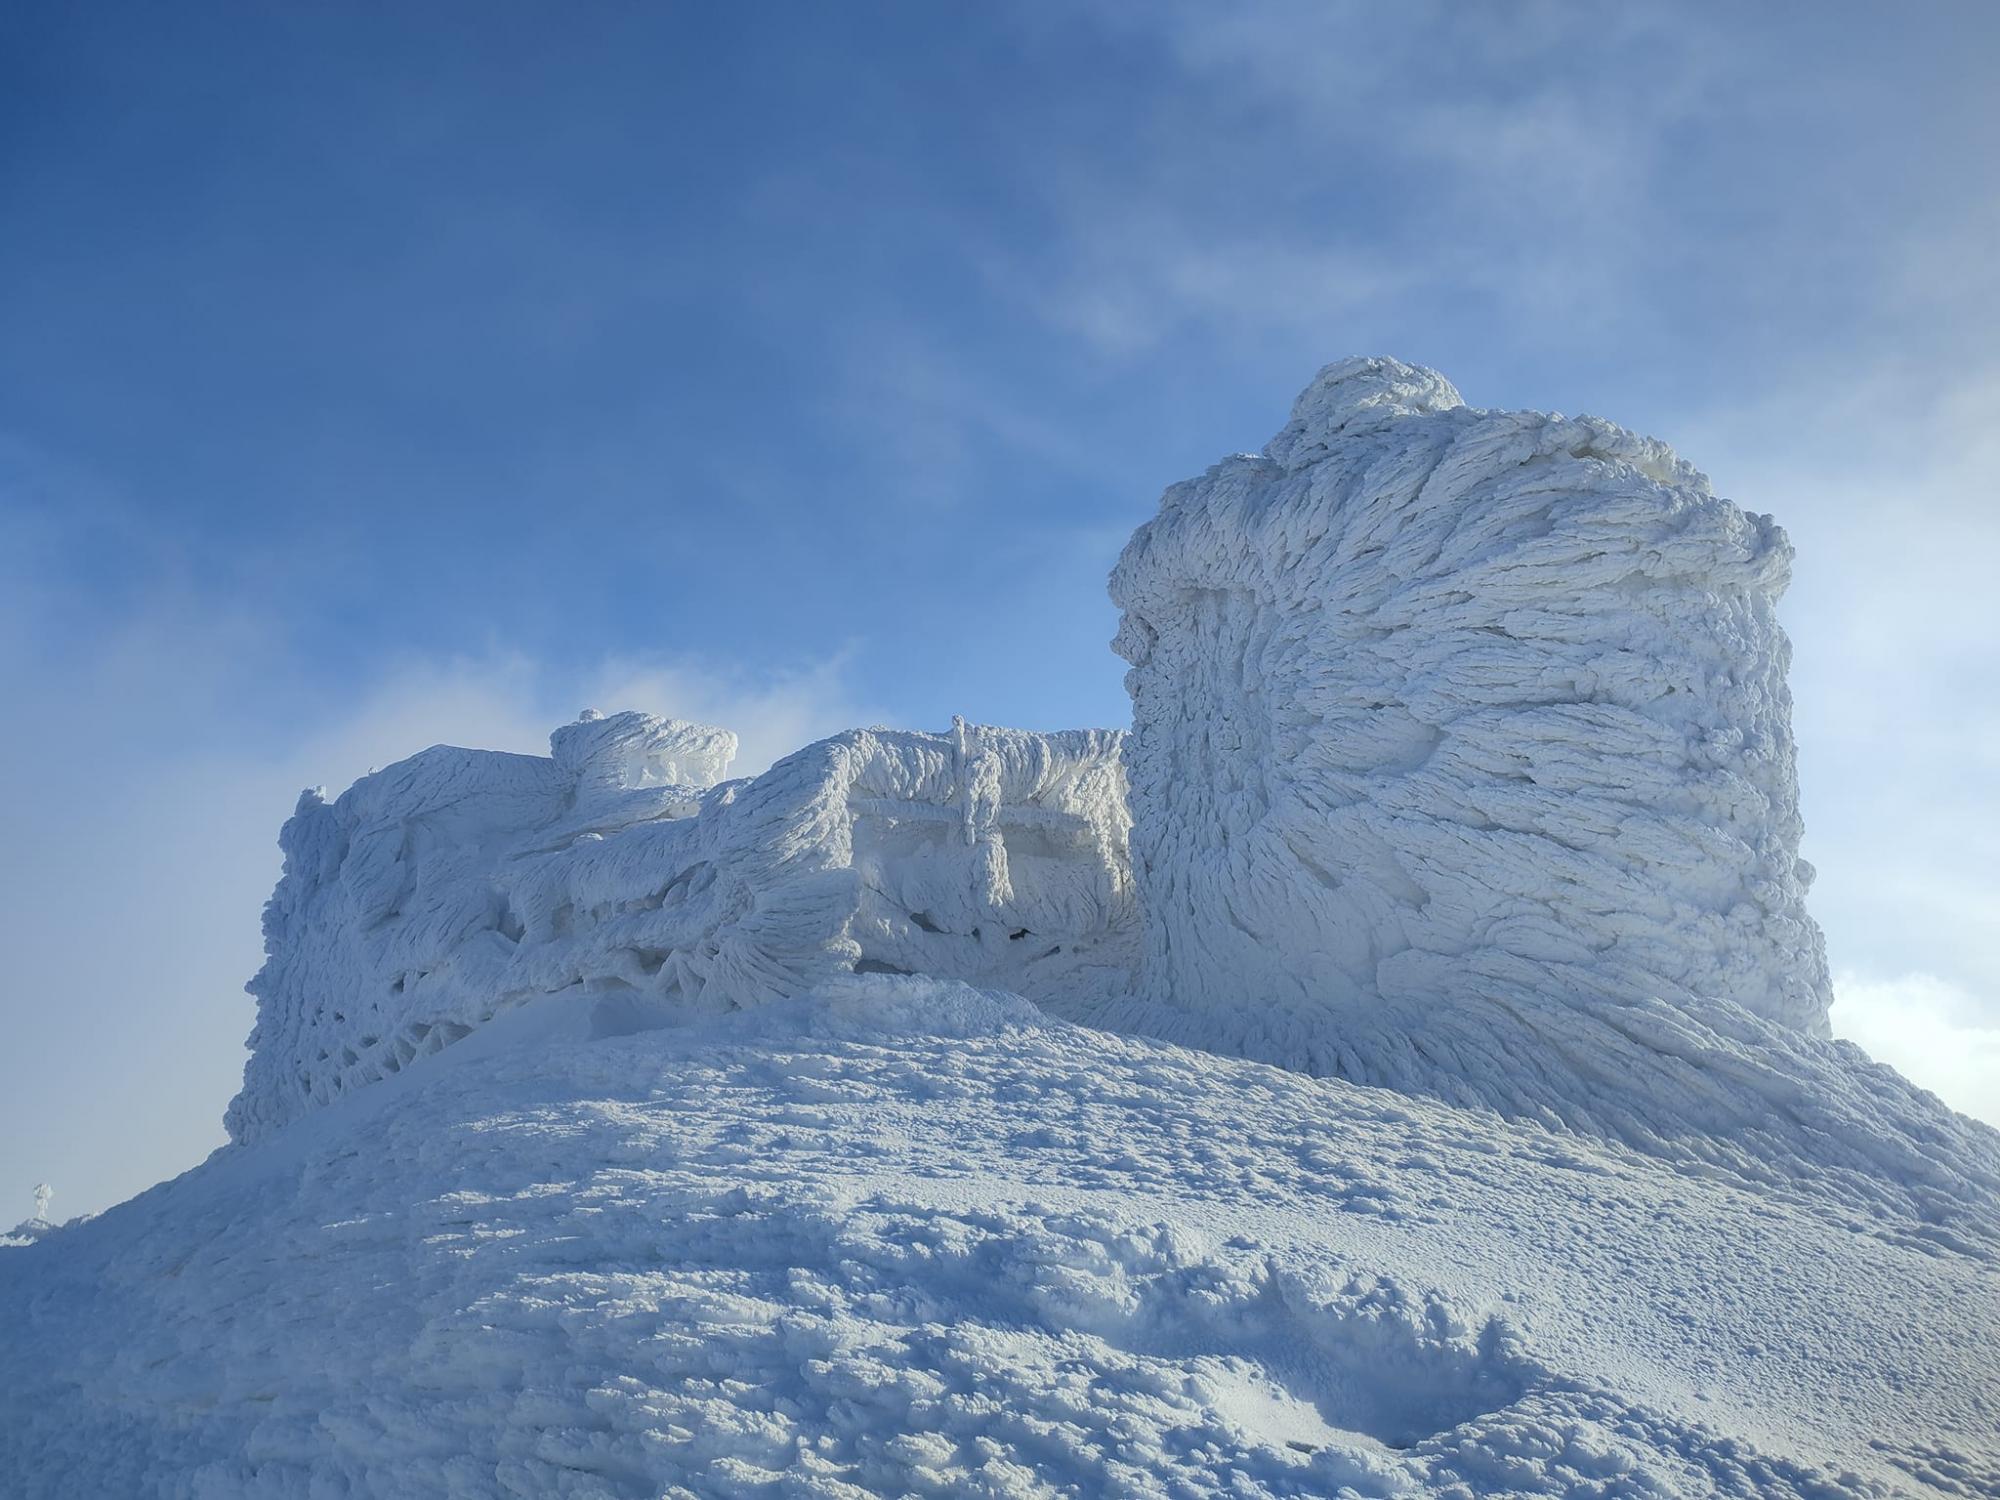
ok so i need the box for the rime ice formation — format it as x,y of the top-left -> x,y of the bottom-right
553,705 -> 738,792
228,711 -> 1130,1144
220,361 -> 1999,1233
219,360 -> 2000,1245
1090,359 -> 1932,1190
1112,355 -> 1827,1036
7,359 -> 2000,1498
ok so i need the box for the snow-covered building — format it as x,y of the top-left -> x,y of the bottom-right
229,710 -> 1132,1144
226,359 -> 1975,1222
7,358 -> 1999,1499
1110,355 -> 1829,1042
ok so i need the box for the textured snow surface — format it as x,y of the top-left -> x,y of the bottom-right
230,712 -> 1130,1144
4,980 -> 1996,1499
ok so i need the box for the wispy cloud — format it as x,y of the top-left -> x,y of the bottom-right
978,1 -> 1734,359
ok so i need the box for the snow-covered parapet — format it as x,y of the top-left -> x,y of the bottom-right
1108,356 -> 1832,1094
550,707 -> 737,794
227,714 -> 1131,1144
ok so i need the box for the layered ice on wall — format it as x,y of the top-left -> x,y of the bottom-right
1110,355 -> 1829,1042
227,711 -> 1132,1144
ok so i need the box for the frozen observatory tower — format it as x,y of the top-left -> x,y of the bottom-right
1109,356 -> 1832,1087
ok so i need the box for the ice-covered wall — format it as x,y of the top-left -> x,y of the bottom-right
227,712 -> 1131,1144
1107,356 -> 1832,1094
231,357 -> 1867,1170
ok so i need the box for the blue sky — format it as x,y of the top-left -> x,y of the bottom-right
4,1 -> 1997,1218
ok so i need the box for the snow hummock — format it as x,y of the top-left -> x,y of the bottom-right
3,358 -> 1996,1497
4,978 -> 1996,1496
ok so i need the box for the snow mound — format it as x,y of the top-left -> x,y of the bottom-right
229,714 -> 1131,1143
6,978 -> 1994,1497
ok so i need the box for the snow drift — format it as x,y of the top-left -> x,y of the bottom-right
7,979 -> 1997,1498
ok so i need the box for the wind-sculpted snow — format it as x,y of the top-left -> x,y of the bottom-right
1111,355 -> 1827,1036
4,982 -> 1995,1498
229,712 -> 1131,1144
225,358 -> 1998,1246
1087,356 -> 1897,1180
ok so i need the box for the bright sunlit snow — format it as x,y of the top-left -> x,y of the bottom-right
6,981 -> 1995,1496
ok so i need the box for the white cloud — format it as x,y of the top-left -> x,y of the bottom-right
981,1 -> 1733,359
1831,971 -> 2000,1128
1672,361 -> 2000,1008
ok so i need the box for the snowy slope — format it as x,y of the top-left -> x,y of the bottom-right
4,978 -> 1995,1498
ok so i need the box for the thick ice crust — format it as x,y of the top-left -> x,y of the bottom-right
226,714 -> 1132,1144
1109,356 -> 1830,1065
